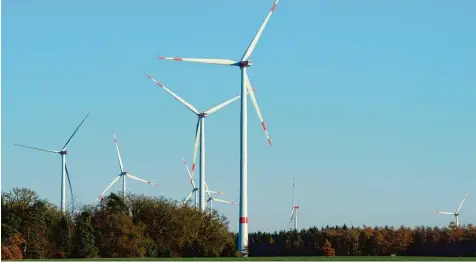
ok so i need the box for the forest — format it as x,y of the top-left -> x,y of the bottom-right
2,187 -> 476,259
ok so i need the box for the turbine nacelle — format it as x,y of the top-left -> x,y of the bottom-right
198,112 -> 207,118
60,150 -> 68,155
237,60 -> 252,68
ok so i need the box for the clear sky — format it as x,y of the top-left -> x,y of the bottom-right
2,0 -> 475,233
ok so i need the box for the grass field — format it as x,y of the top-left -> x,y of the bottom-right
23,257 -> 476,261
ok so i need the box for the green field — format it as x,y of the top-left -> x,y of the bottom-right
22,257 -> 476,261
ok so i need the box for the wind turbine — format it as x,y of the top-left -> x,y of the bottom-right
157,0 -> 280,254
181,156 -> 224,208
433,192 -> 469,227
14,112 -> 91,214
206,181 -> 239,215
145,74 -> 240,212
289,177 -> 299,231
182,156 -> 238,213
96,133 -> 159,201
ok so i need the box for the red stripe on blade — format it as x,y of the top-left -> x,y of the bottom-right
192,164 -> 195,172
159,56 -> 165,59
268,139 -> 272,147
270,4 -> 277,12
261,122 -> 267,131
173,57 -> 183,61
240,217 -> 248,224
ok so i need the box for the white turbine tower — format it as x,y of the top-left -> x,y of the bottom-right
182,156 -> 238,214
145,74 -> 240,212
181,156 -> 225,208
157,1 -> 280,254
434,192 -> 469,227
97,133 -> 160,201
289,177 -> 299,231
14,113 -> 90,214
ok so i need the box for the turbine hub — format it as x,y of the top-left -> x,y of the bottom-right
239,60 -> 252,68
199,113 -> 207,118
60,150 -> 68,155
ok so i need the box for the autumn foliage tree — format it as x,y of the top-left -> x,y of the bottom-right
2,187 -> 476,258
322,238 -> 335,256
1,232 -> 26,259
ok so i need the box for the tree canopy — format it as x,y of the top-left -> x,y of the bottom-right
1,187 -> 475,259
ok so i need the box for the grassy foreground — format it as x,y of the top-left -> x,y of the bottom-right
22,256 -> 476,261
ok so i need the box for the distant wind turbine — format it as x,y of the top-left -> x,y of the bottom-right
289,178 -> 299,231
182,156 -> 238,214
433,192 -> 469,227
181,156 -> 224,208
14,112 -> 91,214
96,133 -> 159,201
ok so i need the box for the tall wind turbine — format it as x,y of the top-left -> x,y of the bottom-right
434,192 -> 469,227
289,177 -> 299,231
97,133 -> 159,201
14,112 -> 91,214
157,1 -> 280,253
145,74 -> 240,212
182,156 -> 224,208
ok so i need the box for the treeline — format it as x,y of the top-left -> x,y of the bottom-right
2,187 -> 476,259
248,224 -> 476,257
1,188 -> 235,259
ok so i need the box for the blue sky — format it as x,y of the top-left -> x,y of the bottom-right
2,0 -> 475,232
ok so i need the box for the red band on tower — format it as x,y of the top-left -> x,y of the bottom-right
240,217 -> 248,224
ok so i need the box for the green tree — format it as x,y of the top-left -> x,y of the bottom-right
94,193 -> 146,258
72,210 -> 97,258
57,216 -> 72,257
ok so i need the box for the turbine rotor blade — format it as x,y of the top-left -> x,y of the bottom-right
212,198 -> 238,205
14,144 -> 60,154
182,156 -> 196,189
184,191 -> 194,204
126,174 -> 159,187
245,71 -> 272,146
456,193 -> 469,214
97,175 -> 121,201
204,95 -> 241,116
206,190 -> 225,195
289,208 -> 295,222
145,74 -> 200,115
204,181 -> 212,199
434,211 -> 455,215
158,57 -> 237,66
241,0 -> 280,61
191,119 -> 201,177
113,133 -> 125,173
62,112 -> 91,151
65,162 -> 74,213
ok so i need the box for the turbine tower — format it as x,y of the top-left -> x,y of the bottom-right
146,74 -> 240,212
156,1 -> 280,254
97,133 -> 159,201
14,112 -> 91,214
289,177 -> 299,231
434,192 -> 469,227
